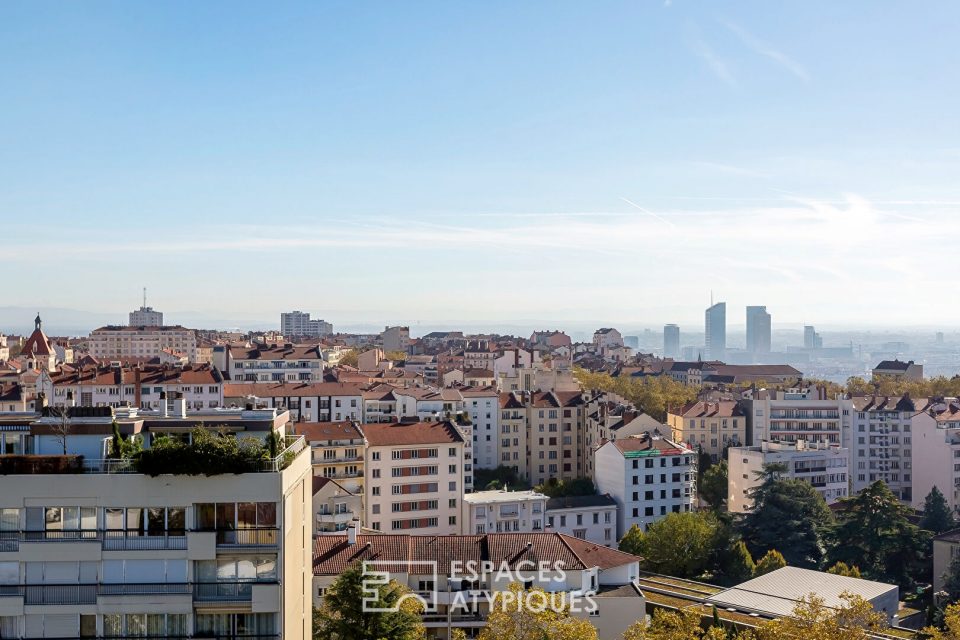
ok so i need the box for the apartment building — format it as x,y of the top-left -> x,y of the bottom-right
667,400 -> 747,462
128,305 -> 163,327
214,344 -> 325,383
850,395 -> 924,501
742,388 -> 853,448
727,440 -> 850,512
0,384 -> 31,413
583,392 -> 662,478
312,477 -> 362,534
292,421 -> 365,494
89,326 -> 198,362
595,433 -> 696,537
0,408 -> 313,640
460,386 -> 500,470
223,382 -> 365,422
545,494 -> 618,547
461,489 -> 547,534
381,326 -> 411,353
362,421 -> 466,535
279,311 -> 332,338
872,359 -> 924,381
313,530 -> 644,640
42,364 -> 224,411
911,399 -> 960,512
593,328 -> 624,351
498,392 -> 528,477
526,391 -> 587,486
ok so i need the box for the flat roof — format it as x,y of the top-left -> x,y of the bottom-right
463,490 -> 546,504
707,567 -> 897,618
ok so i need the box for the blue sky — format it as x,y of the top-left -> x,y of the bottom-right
2,1 -> 960,331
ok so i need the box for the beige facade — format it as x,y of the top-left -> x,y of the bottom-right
89,326 -> 198,362
668,400 -> 747,462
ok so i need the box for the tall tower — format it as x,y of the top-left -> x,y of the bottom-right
663,324 -> 680,359
705,302 -> 726,361
745,306 -> 771,353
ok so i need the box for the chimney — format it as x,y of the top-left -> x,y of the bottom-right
159,391 -> 168,417
174,392 -> 186,418
347,519 -> 359,545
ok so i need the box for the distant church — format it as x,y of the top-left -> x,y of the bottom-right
20,314 -> 56,372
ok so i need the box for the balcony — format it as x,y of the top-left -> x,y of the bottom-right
103,530 -> 188,550
193,581 -> 278,602
205,527 -> 280,547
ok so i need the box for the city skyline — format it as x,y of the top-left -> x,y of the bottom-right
3,2 -> 960,324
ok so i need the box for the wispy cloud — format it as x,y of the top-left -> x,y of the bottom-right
720,18 -> 810,82
692,161 -> 767,178
690,37 -> 736,86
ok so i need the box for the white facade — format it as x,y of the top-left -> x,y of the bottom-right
381,326 -> 410,353
461,489 -> 547,534
911,401 -> 960,511
727,440 -> 850,513
0,426 -> 313,640
850,395 -> 923,501
128,306 -> 163,327
746,392 -> 854,448
279,311 -> 332,338
595,434 -> 696,537
462,389 -> 500,470
545,496 -> 618,547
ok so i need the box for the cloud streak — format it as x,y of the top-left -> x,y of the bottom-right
720,18 -> 810,82
690,37 -> 736,86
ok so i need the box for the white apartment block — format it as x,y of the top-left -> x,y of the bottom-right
0,410 -> 313,640
214,344 -> 325,383
128,306 -> 163,327
41,364 -> 224,412
279,311 -> 332,338
595,433 -> 695,537
911,399 -> 960,512
312,477 -> 362,534
744,389 -> 854,448
89,326 -> 198,362
545,494 -> 618,547
362,421 -> 466,535
850,395 -> 923,502
460,387 -> 500,470
461,489 -> 547,534
727,440 -> 850,513
223,382 -> 364,422
592,328 -> 624,351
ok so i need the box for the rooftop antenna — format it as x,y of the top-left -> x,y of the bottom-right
143,287 -> 147,309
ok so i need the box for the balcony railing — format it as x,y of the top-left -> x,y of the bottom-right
193,581 -> 277,602
103,529 -> 188,550
2,582 -> 269,605
200,527 -> 280,547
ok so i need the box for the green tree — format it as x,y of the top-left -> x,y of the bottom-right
700,460 -> 728,511
534,477 -> 595,498
921,486 -> 955,534
618,524 -> 645,556
826,561 -> 862,578
636,512 -> 720,579
738,463 -> 833,568
720,540 -> 756,584
473,465 -> 528,491
313,564 -> 425,640
338,349 -> 359,368
828,480 -> 931,590
754,550 -> 787,576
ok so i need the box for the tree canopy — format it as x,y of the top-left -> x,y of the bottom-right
534,476 -> 595,498
700,460 -> 728,511
313,564 -> 425,640
828,480 -> 931,590
738,464 -> 833,568
573,368 -> 699,421
921,486 -> 955,534
634,512 -> 721,579
478,582 -> 598,640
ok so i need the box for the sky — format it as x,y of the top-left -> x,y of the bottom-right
2,1 -> 960,333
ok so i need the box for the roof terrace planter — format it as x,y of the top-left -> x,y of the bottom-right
0,455 -> 84,475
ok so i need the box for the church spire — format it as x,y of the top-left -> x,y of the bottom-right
35,313 -> 41,331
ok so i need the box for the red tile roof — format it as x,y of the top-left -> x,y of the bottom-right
362,421 -> 464,446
